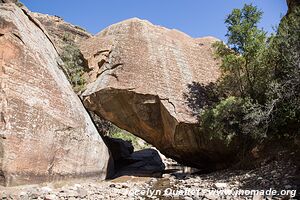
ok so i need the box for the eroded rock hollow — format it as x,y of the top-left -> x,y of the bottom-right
81,18 -> 234,169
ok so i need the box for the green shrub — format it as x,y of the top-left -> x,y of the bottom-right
199,97 -> 266,145
60,38 -> 88,93
263,6 -> 300,138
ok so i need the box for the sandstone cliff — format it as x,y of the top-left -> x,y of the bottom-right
81,18 -> 231,169
0,3 -> 110,186
32,12 -> 92,55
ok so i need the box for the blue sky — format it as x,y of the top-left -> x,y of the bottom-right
21,0 -> 287,41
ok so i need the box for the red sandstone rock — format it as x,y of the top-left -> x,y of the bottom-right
0,3 -> 110,186
81,18 -> 234,169
32,12 -> 92,55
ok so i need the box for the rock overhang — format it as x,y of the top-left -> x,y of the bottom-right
80,17 -> 234,169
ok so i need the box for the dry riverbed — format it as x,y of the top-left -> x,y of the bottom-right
0,150 -> 298,200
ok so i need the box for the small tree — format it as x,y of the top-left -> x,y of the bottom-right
206,3 -> 300,141
199,4 -> 270,147
214,4 -> 268,103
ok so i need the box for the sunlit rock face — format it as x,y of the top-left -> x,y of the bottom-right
81,18 -> 238,169
0,3 -> 110,186
32,12 -> 92,55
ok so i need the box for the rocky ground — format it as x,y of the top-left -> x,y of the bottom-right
0,150 -> 298,200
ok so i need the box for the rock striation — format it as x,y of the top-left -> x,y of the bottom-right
81,18 -> 232,169
0,3 -> 110,186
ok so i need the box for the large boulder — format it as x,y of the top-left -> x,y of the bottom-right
81,18 -> 233,169
0,3 -> 110,186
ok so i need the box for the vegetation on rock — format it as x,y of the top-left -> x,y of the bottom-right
60,33 -> 89,93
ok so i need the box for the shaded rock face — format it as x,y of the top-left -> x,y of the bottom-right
113,148 -> 165,178
104,137 -> 164,177
81,18 -> 232,169
0,3 -> 110,186
32,12 -> 92,55
104,137 -> 134,163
